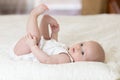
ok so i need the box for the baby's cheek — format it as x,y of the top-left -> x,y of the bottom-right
74,54 -> 81,61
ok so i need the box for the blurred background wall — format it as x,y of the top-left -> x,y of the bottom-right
82,0 -> 109,15
0,0 -> 25,14
0,0 -> 81,15
0,0 -> 119,15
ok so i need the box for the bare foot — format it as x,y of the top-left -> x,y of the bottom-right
31,4 -> 49,16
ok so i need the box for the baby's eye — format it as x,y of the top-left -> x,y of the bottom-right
81,51 -> 84,55
81,43 -> 83,46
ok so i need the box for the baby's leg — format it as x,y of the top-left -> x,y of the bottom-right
14,37 -> 31,56
14,4 -> 48,56
39,15 -> 51,40
27,4 -> 48,42
39,15 -> 59,40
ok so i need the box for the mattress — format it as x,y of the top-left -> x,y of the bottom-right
0,14 -> 120,80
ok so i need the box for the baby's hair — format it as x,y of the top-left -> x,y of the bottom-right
91,41 -> 105,62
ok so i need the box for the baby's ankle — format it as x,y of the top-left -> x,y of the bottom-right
51,32 -> 58,36
30,11 -> 38,17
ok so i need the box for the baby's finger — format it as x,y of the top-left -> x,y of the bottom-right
33,36 -> 36,40
28,33 -> 33,39
54,23 -> 58,26
24,35 -> 27,40
25,34 -> 29,41
50,24 -> 53,27
30,34 -> 34,39
54,24 -> 59,28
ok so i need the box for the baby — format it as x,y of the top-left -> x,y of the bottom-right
13,4 -> 105,64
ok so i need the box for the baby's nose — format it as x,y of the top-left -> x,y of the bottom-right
76,46 -> 81,50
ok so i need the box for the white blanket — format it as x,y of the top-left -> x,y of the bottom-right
0,14 -> 120,80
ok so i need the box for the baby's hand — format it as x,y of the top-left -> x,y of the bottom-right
44,15 -> 59,33
50,24 -> 60,33
25,33 -> 37,49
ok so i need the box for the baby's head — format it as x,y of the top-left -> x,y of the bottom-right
68,41 -> 105,62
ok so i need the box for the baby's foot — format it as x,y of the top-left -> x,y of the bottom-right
31,4 -> 49,16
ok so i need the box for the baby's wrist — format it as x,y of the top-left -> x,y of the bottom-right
30,12 -> 38,18
30,45 -> 38,50
52,32 -> 58,34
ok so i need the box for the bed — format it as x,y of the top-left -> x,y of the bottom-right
0,14 -> 120,80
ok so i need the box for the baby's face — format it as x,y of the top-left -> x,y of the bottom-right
68,41 -> 105,62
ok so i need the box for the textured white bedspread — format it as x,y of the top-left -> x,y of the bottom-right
0,14 -> 120,80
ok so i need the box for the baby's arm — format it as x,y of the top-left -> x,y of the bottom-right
32,46 -> 70,64
25,34 -> 70,64
50,23 -> 59,41
41,15 -> 59,41
48,15 -> 59,41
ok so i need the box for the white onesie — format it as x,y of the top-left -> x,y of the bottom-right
9,37 -> 74,62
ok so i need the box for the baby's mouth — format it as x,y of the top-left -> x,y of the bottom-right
68,47 -> 75,53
